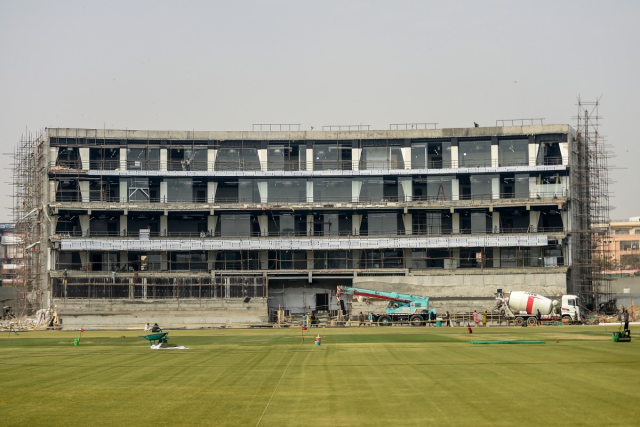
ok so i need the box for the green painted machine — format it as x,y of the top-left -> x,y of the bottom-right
337,286 -> 436,326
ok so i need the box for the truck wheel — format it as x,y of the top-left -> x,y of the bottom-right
410,315 -> 423,327
378,316 -> 392,326
562,315 -> 572,324
527,317 -> 537,326
515,317 -> 524,326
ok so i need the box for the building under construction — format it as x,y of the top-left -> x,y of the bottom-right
10,111 -> 611,326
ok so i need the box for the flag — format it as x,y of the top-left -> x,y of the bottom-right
81,328 -> 85,333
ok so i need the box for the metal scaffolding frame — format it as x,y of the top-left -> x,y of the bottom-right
11,130 -> 46,317
571,98 -> 613,312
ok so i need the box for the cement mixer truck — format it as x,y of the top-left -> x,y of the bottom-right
495,290 -> 580,326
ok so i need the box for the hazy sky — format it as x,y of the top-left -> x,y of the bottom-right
1,1 -> 638,222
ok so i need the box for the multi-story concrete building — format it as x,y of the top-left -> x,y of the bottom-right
602,218 -> 640,270
17,124 -> 591,326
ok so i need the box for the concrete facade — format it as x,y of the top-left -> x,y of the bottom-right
13,124 -> 585,326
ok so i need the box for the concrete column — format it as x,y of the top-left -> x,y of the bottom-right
160,181 -> 168,203
79,181 -> 90,203
451,178 -> 459,201
207,251 -> 217,271
490,144 -> 499,168
492,177 -> 500,200
560,210 -> 568,232
258,149 -> 268,171
529,177 -> 538,198
119,148 -> 127,171
401,147 -> 411,170
307,215 -> 314,236
120,215 -> 127,237
493,248 -> 501,267
402,213 -> 413,235
399,178 -> 412,202
351,250 -> 361,269
208,149 -> 217,172
49,181 -> 57,202
352,214 -> 363,236
559,142 -> 569,166
450,248 -> 460,269
259,251 -> 269,269
160,148 -> 167,171
119,179 -> 128,203
352,148 -> 362,171
160,215 -> 168,236
161,252 -> 168,271
452,212 -> 460,234
50,147 -> 59,167
257,181 -> 268,203
492,211 -> 500,234
529,211 -> 541,232
79,215 -> 90,237
306,148 -> 314,171
258,215 -> 268,237
529,143 -> 538,166
79,147 -> 90,170
207,182 -> 218,203
403,248 -> 412,268
207,215 -> 218,236
307,250 -> 314,269
352,180 -> 363,202
451,146 -> 459,168
118,251 -> 127,271
306,180 -> 313,203
50,215 -> 58,236
79,251 -> 89,271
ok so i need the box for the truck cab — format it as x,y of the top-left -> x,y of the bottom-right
561,295 -> 580,320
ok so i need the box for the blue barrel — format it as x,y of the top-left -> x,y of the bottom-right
436,320 -> 442,327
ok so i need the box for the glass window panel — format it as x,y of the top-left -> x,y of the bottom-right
324,214 -> 339,236
426,176 -> 452,200
268,146 -> 286,171
426,212 -> 442,234
268,179 -> 307,203
192,149 -> 208,171
499,139 -> 528,166
470,212 -> 488,234
359,178 -> 384,202
362,147 -> 387,170
280,214 -> 295,236
148,148 -> 159,170
313,179 -> 351,202
166,178 -> 193,202
514,174 -> 529,198
127,148 -> 146,170
390,147 -> 405,169
220,214 -> 251,237
412,143 -> 427,169
368,213 -> 397,236
459,140 -> 491,167
241,148 -> 260,171
238,179 -> 258,203
470,174 -> 496,199
216,148 -> 241,170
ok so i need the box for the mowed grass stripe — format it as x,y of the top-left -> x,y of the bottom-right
1,326 -> 638,426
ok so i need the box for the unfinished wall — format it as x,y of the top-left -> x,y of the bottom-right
54,298 -> 268,327
352,268 -> 568,312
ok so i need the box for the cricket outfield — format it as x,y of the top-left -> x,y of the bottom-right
0,325 -> 637,426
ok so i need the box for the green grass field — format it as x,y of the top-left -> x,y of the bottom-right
1,325 -> 638,427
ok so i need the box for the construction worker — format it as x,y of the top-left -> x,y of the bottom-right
358,312 -> 365,327
482,311 -> 487,327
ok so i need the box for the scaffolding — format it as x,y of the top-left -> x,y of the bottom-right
571,98 -> 613,312
11,130 -> 46,317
